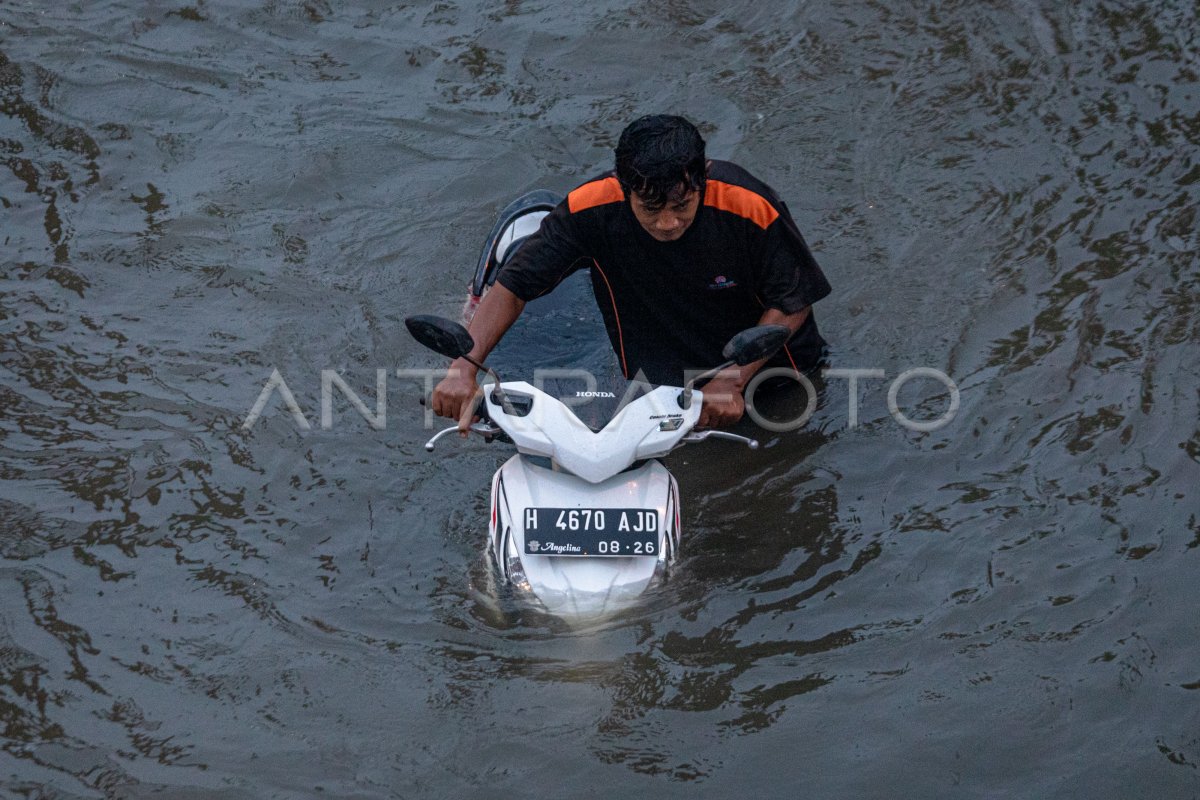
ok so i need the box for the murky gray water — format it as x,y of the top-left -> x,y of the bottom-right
2,0 -> 1199,796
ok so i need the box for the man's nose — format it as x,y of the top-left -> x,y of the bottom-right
656,213 -> 681,230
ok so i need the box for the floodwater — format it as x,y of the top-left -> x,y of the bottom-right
2,0 -> 1198,796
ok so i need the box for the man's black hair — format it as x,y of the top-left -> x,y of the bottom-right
614,115 -> 707,208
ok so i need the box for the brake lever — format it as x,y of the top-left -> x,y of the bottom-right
681,430 -> 760,450
469,421 -> 501,442
424,422 -> 503,452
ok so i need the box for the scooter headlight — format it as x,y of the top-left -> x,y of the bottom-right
504,529 -> 532,593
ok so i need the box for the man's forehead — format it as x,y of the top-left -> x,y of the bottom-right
634,184 -> 698,207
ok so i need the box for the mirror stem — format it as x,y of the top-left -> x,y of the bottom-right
462,355 -> 514,415
678,359 -> 735,410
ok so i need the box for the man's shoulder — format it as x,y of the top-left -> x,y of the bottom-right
566,172 -> 623,214
704,160 -> 784,230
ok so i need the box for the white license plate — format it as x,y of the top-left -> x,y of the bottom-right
522,507 -> 658,557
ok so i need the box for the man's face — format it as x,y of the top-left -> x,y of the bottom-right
629,187 -> 701,242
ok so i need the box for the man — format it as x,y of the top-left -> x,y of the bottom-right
432,114 -> 831,430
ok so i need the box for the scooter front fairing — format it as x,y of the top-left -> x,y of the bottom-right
489,454 -> 680,618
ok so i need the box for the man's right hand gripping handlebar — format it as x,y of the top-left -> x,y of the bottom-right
429,282 -> 527,436
431,358 -> 484,437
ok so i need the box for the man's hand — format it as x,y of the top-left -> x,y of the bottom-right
697,370 -> 746,429
426,284 -> 527,435
431,361 -> 482,433
695,305 -> 813,429
425,283 -> 526,435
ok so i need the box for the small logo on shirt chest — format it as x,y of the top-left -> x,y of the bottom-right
708,275 -> 738,290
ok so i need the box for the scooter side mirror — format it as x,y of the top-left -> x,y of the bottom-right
405,315 -> 475,359
721,324 -> 792,366
679,324 -> 794,410
405,314 -> 514,413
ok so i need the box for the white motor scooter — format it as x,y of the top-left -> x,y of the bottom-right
405,315 -> 788,619
407,191 -> 789,619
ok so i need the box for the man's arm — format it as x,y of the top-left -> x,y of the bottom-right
697,305 -> 811,429
430,283 -> 526,430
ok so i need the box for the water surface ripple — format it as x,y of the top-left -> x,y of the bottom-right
1,0 -> 1198,797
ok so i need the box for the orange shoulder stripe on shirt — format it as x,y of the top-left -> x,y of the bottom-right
568,177 -> 624,213
703,180 -> 779,229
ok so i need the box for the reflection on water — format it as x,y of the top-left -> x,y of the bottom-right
2,0 -> 1199,796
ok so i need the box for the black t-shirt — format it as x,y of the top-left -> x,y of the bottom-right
498,160 -> 832,386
